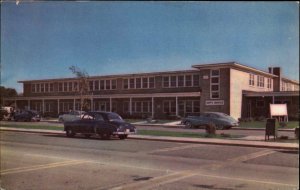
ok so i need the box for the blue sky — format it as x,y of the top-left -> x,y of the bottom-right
1,1 -> 299,93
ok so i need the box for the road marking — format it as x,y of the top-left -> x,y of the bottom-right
110,170 -> 196,190
227,149 -> 276,162
144,144 -> 203,154
0,160 -> 87,175
195,173 -> 298,188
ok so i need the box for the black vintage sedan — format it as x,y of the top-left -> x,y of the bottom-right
64,111 -> 136,139
181,112 -> 239,130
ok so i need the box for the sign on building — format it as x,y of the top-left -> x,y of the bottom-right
205,100 -> 224,106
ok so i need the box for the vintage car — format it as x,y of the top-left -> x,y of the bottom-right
64,111 -> 136,139
181,112 -> 239,130
14,110 -> 41,122
58,110 -> 85,123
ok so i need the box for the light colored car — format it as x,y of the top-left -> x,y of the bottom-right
58,110 -> 85,123
181,112 -> 239,130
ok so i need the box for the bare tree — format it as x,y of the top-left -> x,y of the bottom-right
69,66 -> 90,111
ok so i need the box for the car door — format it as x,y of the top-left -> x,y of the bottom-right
77,113 -> 94,133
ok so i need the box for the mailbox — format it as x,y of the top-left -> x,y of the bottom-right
265,118 -> 276,141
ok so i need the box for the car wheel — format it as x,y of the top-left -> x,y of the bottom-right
118,135 -> 128,140
185,121 -> 193,129
216,124 -> 224,130
66,128 -> 75,137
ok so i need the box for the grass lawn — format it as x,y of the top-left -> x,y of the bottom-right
239,121 -> 299,129
1,124 -> 62,131
137,129 -> 244,139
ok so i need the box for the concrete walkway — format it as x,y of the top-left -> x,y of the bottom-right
0,127 -> 298,150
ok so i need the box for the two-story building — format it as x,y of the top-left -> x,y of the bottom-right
3,62 -> 299,120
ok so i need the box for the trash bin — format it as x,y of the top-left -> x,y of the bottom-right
265,118 -> 276,141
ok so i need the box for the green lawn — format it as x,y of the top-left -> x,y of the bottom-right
1,124 -> 62,131
137,129 -> 244,139
239,121 -> 299,129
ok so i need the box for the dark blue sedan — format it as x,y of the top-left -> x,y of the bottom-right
64,111 -> 136,139
181,112 -> 239,130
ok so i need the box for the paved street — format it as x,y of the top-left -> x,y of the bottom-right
1,131 -> 299,190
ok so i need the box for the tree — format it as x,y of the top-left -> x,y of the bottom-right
69,66 -> 90,111
0,86 -> 18,106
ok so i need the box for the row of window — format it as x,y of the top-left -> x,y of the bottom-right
281,81 -> 298,91
249,74 -> 272,89
210,70 -> 220,99
31,74 -> 201,93
162,74 -> 200,88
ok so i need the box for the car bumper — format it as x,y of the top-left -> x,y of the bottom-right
113,129 -> 137,135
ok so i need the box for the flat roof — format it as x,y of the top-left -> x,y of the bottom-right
192,61 -> 278,78
243,90 -> 299,97
18,69 -> 199,83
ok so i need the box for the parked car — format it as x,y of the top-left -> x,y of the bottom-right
58,110 -> 85,123
64,111 -> 136,139
14,110 -> 41,122
181,112 -> 239,130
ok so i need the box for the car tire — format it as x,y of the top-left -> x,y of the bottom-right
66,128 -> 75,137
216,124 -> 224,130
118,135 -> 128,140
185,121 -> 193,129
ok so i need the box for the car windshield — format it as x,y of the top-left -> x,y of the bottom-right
107,113 -> 123,121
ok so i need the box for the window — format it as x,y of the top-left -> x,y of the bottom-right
256,100 -> 265,108
100,80 -> 105,90
58,83 -> 63,92
211,69 -> 220,76
142,102 -> 149,113
210,69 -> 220,99
36,84 -> 40,92
186,101 -> 193,113
41,83 -> 45,92
193,101 -> 200,113
142,78 -> 148,88
249,74 -> 255,86
178,75 -> 184,87
211,85 -> 219,91
49,83 -> 54,92
89,81 -> 94,91
267,78 -> 272,89
32,84 -> 36,93
193,74 -> 200,87
171,76 -> 177,87
136,102 -> 142,112
123,79 -> 129,89
163,76 -> 169,88
136,78 -> 141,89
123,102 -> 129,113
68,82 -> 72,91
111,79 -> 117,89
45,83 -> 49,92
257,76 -> 264,87
63,82 -> 68,92
105,80 -> 111,90
94,80 -> 99,91
130,78 -> 135,89
163,100 -> 176,114
185,75 -> 192,87
149,77 -> 155,88
73,82 -> 78,91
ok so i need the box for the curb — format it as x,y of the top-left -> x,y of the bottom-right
1,127 -> 298,150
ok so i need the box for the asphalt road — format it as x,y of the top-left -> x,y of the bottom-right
1,131 -> 299,190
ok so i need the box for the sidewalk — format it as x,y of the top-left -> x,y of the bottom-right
1,127 -> 298,150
